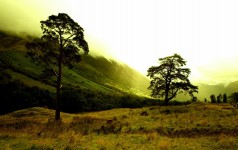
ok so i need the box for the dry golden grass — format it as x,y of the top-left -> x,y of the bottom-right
158,137 -> 170,150
0,103 -> 238,149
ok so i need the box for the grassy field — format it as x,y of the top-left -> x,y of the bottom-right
0,103 -> 238,150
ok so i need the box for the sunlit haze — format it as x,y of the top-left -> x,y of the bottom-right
0,0 -> 238,84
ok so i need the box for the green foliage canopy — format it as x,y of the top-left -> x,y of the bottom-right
26,13 -> 89,79
26,13 -> 89,120
147,53 -> 198,105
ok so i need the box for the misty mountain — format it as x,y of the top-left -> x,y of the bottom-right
190,82 -> 238,101
1,30 -> 237,101
225,81 -> 238,95
0,30 -> 150,96
196,83 -> 225,100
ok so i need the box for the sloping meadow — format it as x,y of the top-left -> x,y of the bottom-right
0,103 -> 238,149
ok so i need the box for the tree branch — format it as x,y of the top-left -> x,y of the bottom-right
62,34 -> 74,48
43,59 -> 58,78
168,88 -> 179,101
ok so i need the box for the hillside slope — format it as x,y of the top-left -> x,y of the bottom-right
0,31 -> 150,96
225,81 -> 238,95
3,30 -> 237,103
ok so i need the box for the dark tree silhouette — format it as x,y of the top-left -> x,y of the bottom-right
229,92 -> 238,103
210,94 -> 216,103
192,96 -> 198,102
147,53 -> 198,105
217,93 -> 222,103
223,93 -> 227,103
26,13 -> 89,121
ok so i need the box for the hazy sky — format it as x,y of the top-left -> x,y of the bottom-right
0,0 -> 238,84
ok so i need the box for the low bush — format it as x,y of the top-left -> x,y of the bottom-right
0,80 -> 53,114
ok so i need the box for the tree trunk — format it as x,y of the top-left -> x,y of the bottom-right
164,97 -> 169,106
55,38 -> 63,121
55,61 -> 62,121
55,75 -> 61,121
164,83 -> 169,106
165,89 -> 169,105
55,65 -> 62,120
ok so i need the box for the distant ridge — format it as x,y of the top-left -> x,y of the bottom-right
225,81 -> 238,95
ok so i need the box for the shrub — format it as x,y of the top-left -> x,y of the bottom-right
217,94 -> 222,103
229,92 -> 238,103
192,96 -> 198,102
210,94 -> 216,103
0,79 -> 190,114
223,93 -> 227,103
61,89 -> 87,112
0,80 -> 53,114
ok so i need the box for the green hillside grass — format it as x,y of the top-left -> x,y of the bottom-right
0,50 -> 124,93
0,30 -> 158,114
0,30 -> 29,51
0,30 -> 150,96
0,103 -> 238,149
77,55 -> 150,95
5,69 -> 55,92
